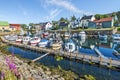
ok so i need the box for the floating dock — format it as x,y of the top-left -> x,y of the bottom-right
1,36 -> 120,69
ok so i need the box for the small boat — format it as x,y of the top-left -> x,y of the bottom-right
98,32 -> 107,40
51,39 -> 62,50
42,31 -> 49,39
72,33 -> 78,38
51,43 -> 62,50
78,31 -> 86,39
112,34 -> 120,40
22,36 -> 32,44
4,35 -> 10,40
29,37 -> 41,46
64,32 -> 70,39
64,39 -> 76,52
7,35 -> 18,41
38,38 -> 48,47
16,36 -> 23,43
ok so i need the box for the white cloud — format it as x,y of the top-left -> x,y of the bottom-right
45,0 -> 93,15
44,9 -> 62,20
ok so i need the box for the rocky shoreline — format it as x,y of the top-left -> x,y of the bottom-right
0,43 -> 96,80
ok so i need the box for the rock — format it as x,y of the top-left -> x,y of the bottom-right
45,71 -> 51,75
53,75 -> 60,78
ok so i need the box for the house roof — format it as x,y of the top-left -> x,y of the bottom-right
0,21 -> 9,26
81,15 -> 93,20
94,17 -> 112,23
10,24 -> 21,26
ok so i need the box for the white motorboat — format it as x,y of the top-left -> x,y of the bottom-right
64,32 -> 70,39
78,31 -> 86,39
29,37 -> 41,46
22,36 -> 32,44
16,36 -> 23,43
7,35 -> 18,41
64,39 -> 76,52
38,38 -> 48,47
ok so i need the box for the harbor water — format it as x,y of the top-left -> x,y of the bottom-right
8,37 -> 120,80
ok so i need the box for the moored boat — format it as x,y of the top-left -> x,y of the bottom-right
29,37 -> 41,46
22,36 -> 32,44
64,39 -> 76,52
38,38 -> 48,47
78,31 -> 86,39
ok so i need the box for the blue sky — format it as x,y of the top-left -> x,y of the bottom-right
0,0 -> 119,24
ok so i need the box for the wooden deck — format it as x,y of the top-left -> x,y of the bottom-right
1,36 -> 120,69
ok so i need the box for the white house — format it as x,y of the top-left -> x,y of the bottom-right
80,15 -> 95,28
45,22 -> 52,30
71,17 -> 81,29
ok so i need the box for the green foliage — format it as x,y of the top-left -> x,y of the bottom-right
71,15 -> 76,21
21,24 -> 27,30
117,27 -> 120,31
59,17 -> 66,22
84,75 -> 96,80
54,55 -> 63,61
95,14 -> 109,20
116,11 -> 120,22
95,14 -> 101,20
29,23 -> 35,27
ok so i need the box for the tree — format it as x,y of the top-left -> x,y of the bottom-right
59,17 -> 66,22
21,24 -> 27,30
102,14 -> 109,18
95,14 -> 101,20
29,23 -> 35,27
70,15 -> 76,21
116,11 -> 120,22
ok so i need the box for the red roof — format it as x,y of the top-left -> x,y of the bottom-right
94,17 -> 112,23
10,24 -> 21,26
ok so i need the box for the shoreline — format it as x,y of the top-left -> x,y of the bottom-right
0,43 -> 96,80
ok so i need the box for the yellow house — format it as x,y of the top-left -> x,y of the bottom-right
0,21 -> 14,32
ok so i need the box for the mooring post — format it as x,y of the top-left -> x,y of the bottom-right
109,57 -> 112,67
91,55 -> 92,62
83,54 -> 85,61
76,52 -> 78,59
99,56 -> 102,65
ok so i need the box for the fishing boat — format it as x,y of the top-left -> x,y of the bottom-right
112,34 -> 120,40
29,37 -> 41,46
98,32 -> 108,40
22,36 -> 32,44
78,31 -> 86,39
16,36 -> 23,43
64,39 -> 76,52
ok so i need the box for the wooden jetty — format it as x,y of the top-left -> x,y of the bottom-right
1,36 -> 120,69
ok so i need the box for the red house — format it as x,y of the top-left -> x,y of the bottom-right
10,24 -> 21,30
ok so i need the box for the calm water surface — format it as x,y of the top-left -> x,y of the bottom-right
8,38 -> 120,80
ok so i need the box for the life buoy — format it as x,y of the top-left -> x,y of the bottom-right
65,42 -> 75,52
